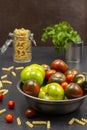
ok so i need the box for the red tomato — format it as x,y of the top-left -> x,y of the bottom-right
61,82 -> 68,89
8,100 -> 15,109
45,69 -> 56,79
0,93 -> 3,101
51,59 -> 69,73
66,74 -> 74,82
5,114 -> 14,123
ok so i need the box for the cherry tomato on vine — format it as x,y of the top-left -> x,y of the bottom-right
0,93 -> 3,101
5,114 -> 14,123
8,100 -> 15,109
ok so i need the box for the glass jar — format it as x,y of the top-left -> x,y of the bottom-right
13,30 -> 32,63
0,28 -> 36,63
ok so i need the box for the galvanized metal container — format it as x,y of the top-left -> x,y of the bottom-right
65,43 -> 83,63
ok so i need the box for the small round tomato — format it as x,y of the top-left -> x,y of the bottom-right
66,74 -> 74,82
0,93 -> 3,101
41,64 -> 50,72
25,108 -> 36,118
45,69 -> 56,79
61,82 -> 68,89
8,100 -> 15,109
5,114 -> 14,123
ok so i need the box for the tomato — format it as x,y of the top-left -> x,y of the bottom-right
66,74 -> 74,82
51,59 -> 69,73
23,80 -> 40,97
8,100 -> 15,109
61,82 -> 68,89
38,83 -> 64,100
65,68 -> 78,76
5,114 -> 14,123
41,64 -> 50,71
20,68 -> 44,85
23,64 -> 45,78
48,72 -> 66,84
25,108 -> 36,118
65,83 -> 83,99
45,69 -> 56,79
0,93 -> 3,101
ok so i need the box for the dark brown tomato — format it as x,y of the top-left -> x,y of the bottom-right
23,80 -> 40,97
51,59 -> 69,73
41,64 -> 50,72
48,72 -> 66,84
65,83 -> 83,99
25,108 -> 36,118
65,68 -> 78,76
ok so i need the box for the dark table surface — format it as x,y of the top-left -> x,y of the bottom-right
0,46 -> 87,130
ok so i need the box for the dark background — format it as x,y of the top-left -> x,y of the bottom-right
0,0 -> 86,46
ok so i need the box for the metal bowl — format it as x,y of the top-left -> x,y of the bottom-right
17,81 -> 87,115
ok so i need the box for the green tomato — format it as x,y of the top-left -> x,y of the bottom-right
38,83 -> 64,100
23,64 -> 45,78
20,69 -> 44,85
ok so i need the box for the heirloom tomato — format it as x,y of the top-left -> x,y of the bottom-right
24,64 -> 45,78
23,80 -> 40,97
65,83 -> 83,99
51,59 -> 69,73
38,83 -> 64,100
20,64 -> 45,85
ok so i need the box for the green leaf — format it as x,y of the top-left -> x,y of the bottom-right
41,21 -> 82,52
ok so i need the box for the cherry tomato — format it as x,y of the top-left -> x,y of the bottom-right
61,82 -> 68,89
45,69 -> 56,79
66,74 -> 74,82
25,108 -> 36,118
41,64 -> 50,71
5,114 -> 14,123
0,93 -> 3,101
8,100 -> 15,109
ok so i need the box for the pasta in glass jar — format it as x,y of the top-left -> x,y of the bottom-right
13,28 -> 32,63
